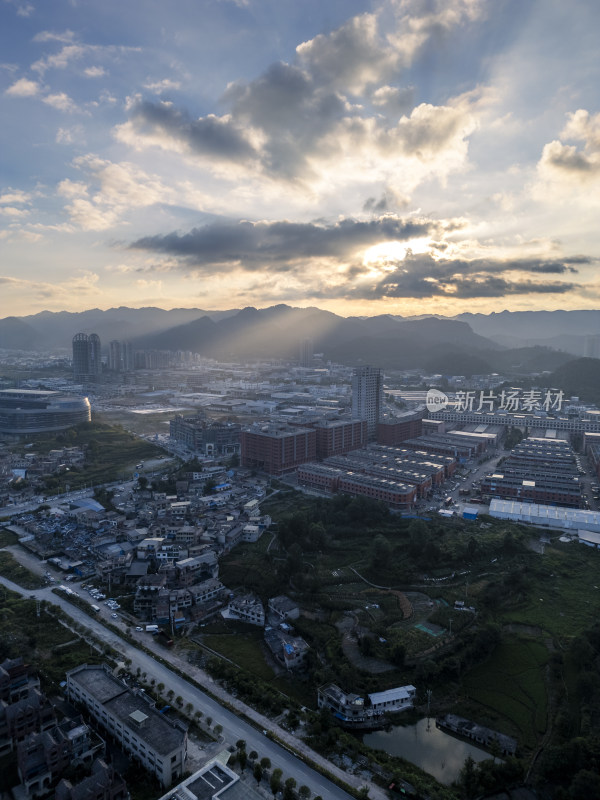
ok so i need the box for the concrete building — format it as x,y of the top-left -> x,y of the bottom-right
157,757 -> 264,800
67,664 -> 187,787
225,594 -> 265,626
72,333 -> 102,381
169,416 -> 241,457
352,366 -> 383,440
241,424 -> 316,475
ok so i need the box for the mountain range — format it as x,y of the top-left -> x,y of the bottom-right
1,304 -> 599,375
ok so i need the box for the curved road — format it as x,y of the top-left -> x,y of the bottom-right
0,573 -> 386,800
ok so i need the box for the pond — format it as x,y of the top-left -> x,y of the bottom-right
363,717 -> 492,784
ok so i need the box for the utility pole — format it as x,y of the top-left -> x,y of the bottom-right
426,689 -> 432,732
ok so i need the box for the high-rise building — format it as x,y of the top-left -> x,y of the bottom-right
109,340 -> 121,371
352,365 -> 383,440
109,340 -> 134,371
299,338 -> 313,367
72,332 -> 102,381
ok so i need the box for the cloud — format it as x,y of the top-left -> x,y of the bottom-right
335,252 -> 586,300
5,77 -> 40,97
115,1 -> 486,193
143,78 -> 181,93
129,215 -> 440,269
0,189 -> 31,204
57,155 -> 185,230
42,92 -> 79,112
31,40 -> 141,75
538,109 -> 600,181
33,30 -> 77,44
84,66 -> 106,78
117,101 -> 256,162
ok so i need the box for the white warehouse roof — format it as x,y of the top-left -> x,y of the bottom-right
490,499 -> 600,533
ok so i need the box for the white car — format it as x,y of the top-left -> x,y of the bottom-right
111,613 -> 118,619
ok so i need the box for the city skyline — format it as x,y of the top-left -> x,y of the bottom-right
1,0 -> 600,319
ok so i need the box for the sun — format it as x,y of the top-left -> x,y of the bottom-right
362,237 -> 431,271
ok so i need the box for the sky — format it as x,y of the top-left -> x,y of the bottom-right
1,0 -> 600,319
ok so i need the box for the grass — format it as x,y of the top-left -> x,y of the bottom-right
202,631 -> 275,681
0,529 -> 19,548
498,545 -> 600,639
0,551 -> 46,589
462,636 -> 548,749
0,590 -> 102,687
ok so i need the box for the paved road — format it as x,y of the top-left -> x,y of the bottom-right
0,572 -> 385,800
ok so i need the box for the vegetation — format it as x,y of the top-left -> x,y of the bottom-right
0,529 -> 19,548
206,490 -> 600,797
22,418 -> 163,492
0,551 -> 46,589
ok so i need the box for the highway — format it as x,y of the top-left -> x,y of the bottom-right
0,572 -> 386,800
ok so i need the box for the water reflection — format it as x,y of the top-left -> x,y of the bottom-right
363,717 -> 491,784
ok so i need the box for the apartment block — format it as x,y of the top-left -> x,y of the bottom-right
67,665 -> 187,787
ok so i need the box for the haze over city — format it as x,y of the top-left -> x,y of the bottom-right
1,0 -> 600,319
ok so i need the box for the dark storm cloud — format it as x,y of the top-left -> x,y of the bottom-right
127,100 -> 256,160
346,252 -> 586,300
129,216 -> 439,268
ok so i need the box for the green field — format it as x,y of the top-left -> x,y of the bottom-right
202,631 -> 276,681
0,551 -> 45,589
462,637 -> 548,749
0,529 -> 19,548
498,546 -> 600,639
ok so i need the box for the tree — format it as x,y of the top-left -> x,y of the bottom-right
238,750 -> 247,771
236,739 -> 246,751
298,786 -> 311,799
270,768 -> 282,796
185,702 -> 193,716
253,763 -> 263,784
249,750 -> 258,761
260,757 -> 271,771
284,777 -> 297,800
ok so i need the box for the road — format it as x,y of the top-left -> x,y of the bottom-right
0,572 -> 385,800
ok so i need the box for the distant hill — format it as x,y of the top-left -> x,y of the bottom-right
0,317 -> 42,350
542,358 -> 600,404
456,309 -> 600,355
133,305 -> 502,367
13,306 -> 239,350
0,304 -> 591,376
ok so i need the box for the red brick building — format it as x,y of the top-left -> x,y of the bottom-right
241,424 -> 316,475
376,411 -> 423,446
313,419 -> 367,459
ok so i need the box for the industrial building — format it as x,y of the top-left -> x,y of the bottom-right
489,498 -> 600,534
376,411 -> 423,446
240,423 -> 316,475
481,437 -> 581,508
312,418 -> 367,459
0,389 -> 91,435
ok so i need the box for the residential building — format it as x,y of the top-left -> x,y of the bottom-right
226,594 -> 265,626
67,664 -> 187,787
351,366 -> 383,440
72,333 -> 102,381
